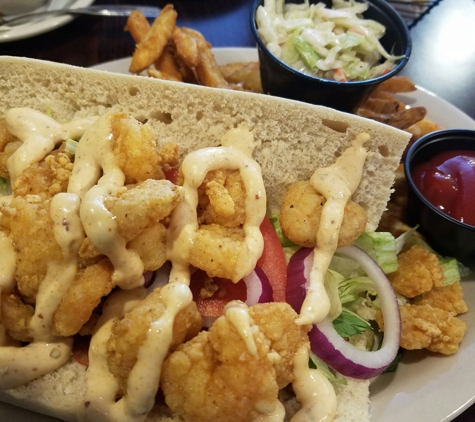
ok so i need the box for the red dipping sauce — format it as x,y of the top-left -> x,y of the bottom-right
412,150 -> 475,226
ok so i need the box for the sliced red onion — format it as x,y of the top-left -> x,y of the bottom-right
243,266 -> 274,306
146,262 -> 172,293
143,271 -> 154,288
286,245 -> 401,379
286,247 -> 314,313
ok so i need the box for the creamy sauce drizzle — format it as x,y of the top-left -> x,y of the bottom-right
297,133 -> 369,325
253,401 -> 286,422
5,108 -> 94,183
0,109 -> 97,388
291,346 -> 337,422
68,112 -> 144,290
166,127 -> 266,284
29,193 -> 84,340
224,300 -> 258,357
80,288 -> 147,422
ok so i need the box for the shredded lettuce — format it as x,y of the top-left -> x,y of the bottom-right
354,231 -> 398,274
309,352 -> 347,385
268,214 -> 298,248
332,308 -> 372,338
65,138 -> 79,156
0,177 -> 10,196
325,269 -> 343,320
338,276 -> 375,307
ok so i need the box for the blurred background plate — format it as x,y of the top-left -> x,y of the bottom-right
0,0 -> 94,43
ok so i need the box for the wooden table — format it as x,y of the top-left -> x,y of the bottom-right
1,0 -> 475,420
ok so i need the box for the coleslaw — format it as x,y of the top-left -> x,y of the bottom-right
255,0 -> 405,82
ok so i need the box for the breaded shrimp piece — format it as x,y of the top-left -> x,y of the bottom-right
127,222 -> 168,271
414,281 -> 467,315
197,169 -> 247,228
111,115 -> 165,184
12,151 -> 73,198
104,179 -> 184,242
107,287 -> 202,394
0,196 -> 62,303
53,259 -> 115,337
377,303 -> 466,355
280,180 -> 367,248
0,141 -> 21,179
0,118 -> 17,178
0,292 -> 34,342
389,245 -> 444,298
111,115 -> 180,184
188,224 -> 246,281
161,303 -> 309,421
248,303 -> 311,388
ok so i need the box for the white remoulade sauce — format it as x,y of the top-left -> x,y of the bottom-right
296,133 -> 369,326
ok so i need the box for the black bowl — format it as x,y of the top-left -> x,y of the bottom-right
404,129 -> 475,267
250,0 -> 412,112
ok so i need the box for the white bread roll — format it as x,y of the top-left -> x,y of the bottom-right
0,357 -> 371,422
0,56 -> 409,421
0,56 -> 411,231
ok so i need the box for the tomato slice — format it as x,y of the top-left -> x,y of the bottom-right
257,216 -> 288,302
72,335 -> 90,367
165,168 -> 179,184
191,215 -> 288,317
190,270 -> 247,318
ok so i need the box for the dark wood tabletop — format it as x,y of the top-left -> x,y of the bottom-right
1,0 -> 475,420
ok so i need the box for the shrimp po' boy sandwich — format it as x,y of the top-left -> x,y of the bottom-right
0,56 -> 411,422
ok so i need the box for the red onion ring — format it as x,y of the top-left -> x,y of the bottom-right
286,245 -> 401,379
243,266 -> 274,306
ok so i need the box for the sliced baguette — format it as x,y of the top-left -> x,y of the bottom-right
0,56 -> 408,421
0,357 -> 370,422
0,56 -> 411,230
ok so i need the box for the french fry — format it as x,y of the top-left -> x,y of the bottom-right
124,10 -> 151,43
356,106 -> 427,130
219,62 -> 263,93
406,118 -> 443,141
147,68 -> 182,82
373,75 -> 417,94
172,27 -> 200,68
129,4 -> 177,74
180,28 -> 230,89
359,97 -> 403,115
154,44 -> 183,82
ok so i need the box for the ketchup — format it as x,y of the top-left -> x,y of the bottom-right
412,150 -> 475,226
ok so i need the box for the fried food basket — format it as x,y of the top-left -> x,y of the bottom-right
386,0 -> 444,28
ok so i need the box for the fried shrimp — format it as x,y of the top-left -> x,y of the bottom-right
12,150 -> 73,198
0,292 -> 34,342
389,245 -> 444,298
161,302 -> 310,421
0,195 -> 62,303
188,224 -> 246,280
415,282 -> 468,315
197,169 -> 247,228
111,114 -> 176,184
280,180 -> 367,248
104,179 -> 184,243
377,303 -> 466,355
52,259 -> 115,337
107,286 -> 202,394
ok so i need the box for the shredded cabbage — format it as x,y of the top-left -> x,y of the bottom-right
256,0 -> 404,81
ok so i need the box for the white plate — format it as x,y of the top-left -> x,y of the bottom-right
0,0 -> 95,43
2,48 -> 475,422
